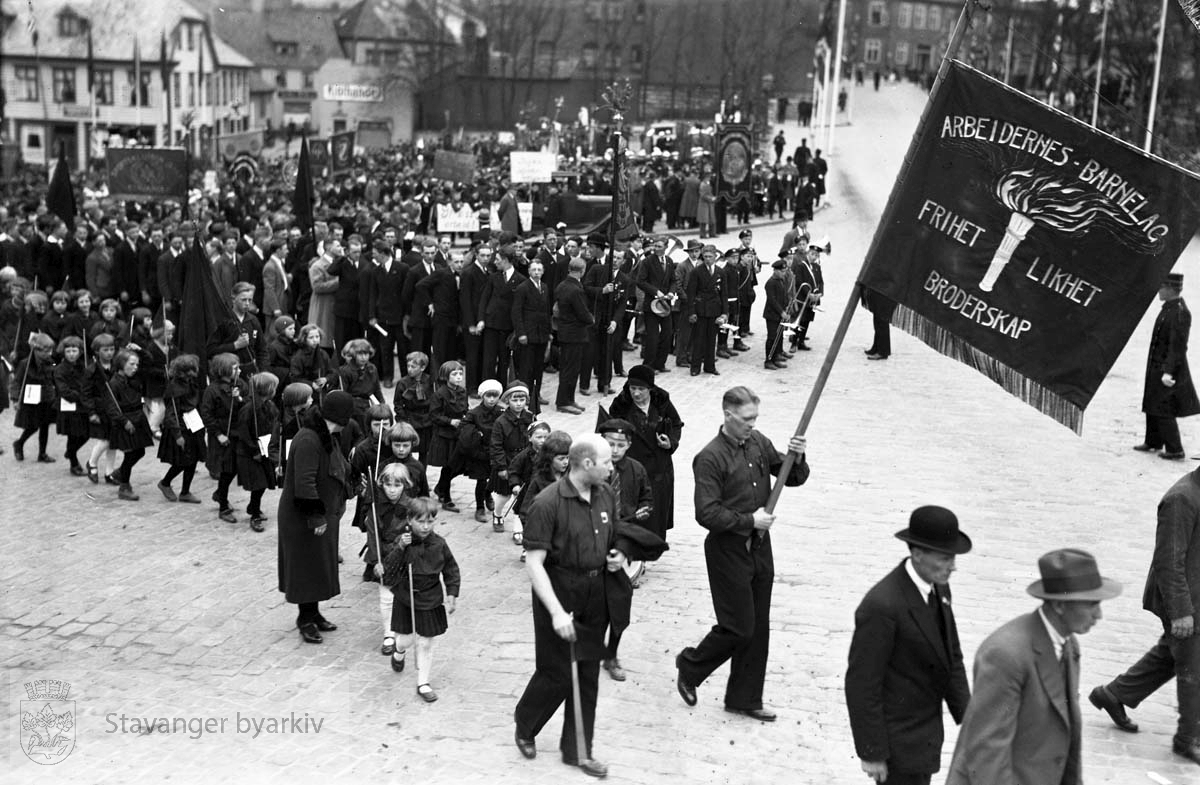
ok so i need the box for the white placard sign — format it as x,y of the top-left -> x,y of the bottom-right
517,202 -> 533,232
437,203 -> 480,232
509,152 -> 555,183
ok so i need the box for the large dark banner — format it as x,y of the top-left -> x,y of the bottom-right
716,124 -> 752,208
308,139 -> 329,179
106,148 -> 187,201
610,135 -> 638,242
433,151 -> 476,184
330,131 -> 355,174
859,61 -> 1200,431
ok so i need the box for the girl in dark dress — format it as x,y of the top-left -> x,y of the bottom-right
64,290 -> 100,360
289,324 -> 335,395
266,316 -> 297,394
83,333 -> 119,483
392,351 -> 434,464
516,430 -> 572,559
53,335 -> 90,475
40,290 -> 71,351
436,378 -> 502,523
234,372 -> 280,532
104,349 -> 155,501
507,421 -> 550,559
366,461 -> 414,654
277,382 -> 314,480
139,319 -> 175,438
11,333 -> 57,462
427,361 -> 468,508
88,299 -> 128,349
157,354 -> 206,503
201,352 -> 246,523
336,338 -> 384,431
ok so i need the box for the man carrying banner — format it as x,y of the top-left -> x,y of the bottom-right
1135,273 -> 1200,461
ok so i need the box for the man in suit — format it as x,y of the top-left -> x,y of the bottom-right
261,235 -> 291,325
632,236 -> 674,372
327,234 -> 365,353
498,182 -> 522,234
459,244 -> 493,392
36,219 -> 68,293
846,507 -> 973,785
64,223 -> 90,291
402,236 -> 441,358
112,221 -> 142,305
511,258 -> 551,415
553,258 -> 592,415
137,227 -> 165,311
672,240 -> 701,367
1135,272 -> 1200,460
236,227 -> 270,328
685,245 -> 725,376
415,249 -> 462,371
157,231 -> 187,320
366,239 -> 409,385
1089,466 -> 1200,763
946,549 -> 1122,785
476,246 -> 525,384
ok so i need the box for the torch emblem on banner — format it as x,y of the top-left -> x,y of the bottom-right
979,167 -> 1157,292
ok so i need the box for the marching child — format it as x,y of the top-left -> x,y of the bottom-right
157,354 -> 206,503
139,319 -> 175,437
348,403 -> 396,548
288,324 -> 335,392
385,421 -> 430,500
83,333 -> 119,483
506,421 -> 550,550
336,338 -> 384,430
366,461 -> 413,653
266,316 -> 297,393
89,299 -> 128,348
489,380 -> 534,535
64,290 -> 99,352
392,351 -> 434,464
428,360 -> 468,512
201,352 -> 245,522
234,371 -> 280,532
439,379 -> 502,524
104,348 -> 155,501
381,496 -> 460,703
277,382 -> 313,479
517,430 -> 572,562
53,335 -> 90,475
40,291 -> 71,349
11,333 -> 57,462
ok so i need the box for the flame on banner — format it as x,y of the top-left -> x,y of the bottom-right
980,167 -> 1158,290
1178,0 -> 1200,33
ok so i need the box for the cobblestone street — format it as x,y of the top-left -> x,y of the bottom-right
5,81 -> 1200,784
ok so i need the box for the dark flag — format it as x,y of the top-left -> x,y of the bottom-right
292,136 -> 316,231
86,27 -> 95,96
858,60 -> 1200,431
46,144 -> 77,231
177,235 -> 233,361
609,136 -> 638,242
159,30 -> 172,133
329,130 -> 355,174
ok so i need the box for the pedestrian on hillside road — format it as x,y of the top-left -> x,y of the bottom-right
1089,466 -> 1200,765
946,549 -> 1122,785
675,386 -> 809,721
1135,272 -> 1199,460
846,506 -> 972,785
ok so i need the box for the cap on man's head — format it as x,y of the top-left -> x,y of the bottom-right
1165,272 -> 1184,289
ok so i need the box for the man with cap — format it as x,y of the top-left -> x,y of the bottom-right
846,506 -> 972,785
581,233 -> 622,395
670,239 -> 702,368
946,549 -> 1122,785
632,235 -> 675,372
763,255 -> 791,370
1089,464 -> 1200,764
554,258 -> 593,415
1135,272 -> 1200,460
684,244 -> 726,376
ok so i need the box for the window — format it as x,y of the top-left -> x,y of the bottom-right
52,67 -> 76,103
898,3 -> 911,28
864,38 -> 882,64
928,6 -> 941,31
536,40 -> 555,69
173,72 -> 181,107
913,4 -> 927,29
58,13 -> 87,37
303,71 -> 314,88
630,44 -> 643,68
273,41 -> 298,57
187,72 -> 195,106
275,71 -> 286,88
868,1 -> 886,26
15,66 -> 38,101
364,48 -> 381,66
185,23 -> 194,51
604,44 -> 620,70
94,69 -> 114,105
894,41 -> 909,65
581,42 -> 597,68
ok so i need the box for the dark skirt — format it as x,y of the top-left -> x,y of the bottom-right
109,418 -> 155,451
88,413 -> 110,440
205,434 -> 237,476
15,400 -> 55,430
56,409 -> 91,438
157,430 -> 206,466
426,431 -> 455,467
646,468 -> 675,537
236,451 -> 276,492
390,601 -> 448,638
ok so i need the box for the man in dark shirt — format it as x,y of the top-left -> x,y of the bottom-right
514,434 -> 631,779
676,385 -> 809,721
206,282 -> 269,375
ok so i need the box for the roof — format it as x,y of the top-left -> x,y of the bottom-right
210,6 -> 344,69
335,0 -> 481,44
4,0 -> 248,67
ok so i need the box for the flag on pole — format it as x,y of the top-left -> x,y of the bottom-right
1179,0 -> 1200,32
46,143 -> 77,231
159,30 -> 170,89
177,234 -> 233,361
857,60 -> 1200,432
132,38 -> 141,108
86,27 -> 95,94
609,136 -> 638,242
25,0 -> 37,48
292,136 -> 316,232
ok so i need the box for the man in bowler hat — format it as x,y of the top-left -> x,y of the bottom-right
1135,272 -> 1200,460
846,506 -> 972,785
1089,465 -> 1200,764
946,549 -> 1122,785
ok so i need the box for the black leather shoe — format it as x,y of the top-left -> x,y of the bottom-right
1174,739 -> 1200,765
562,755 -> 608,778
1161,450 -> 1187,460
390,652 -> 406,672
704,369 -> 721,376
314,616 -> 337,632
514,729 -> 536,759
1088,685 -> 1138,732
724,706 -> 777,722
1133,443 -> 1158,452
298,623 -> 323,644
675,653 -> 697,706
690,369 -> 701,376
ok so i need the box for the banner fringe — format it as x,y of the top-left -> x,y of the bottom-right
891,305 -> 1084,434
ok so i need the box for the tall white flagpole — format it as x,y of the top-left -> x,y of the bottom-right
1144,0 -> 1168,152
826,0 -> 848,156
1091,0 -> 1108,128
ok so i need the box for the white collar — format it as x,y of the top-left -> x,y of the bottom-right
904,558 -> 934,601
1037,607 -> 1067,661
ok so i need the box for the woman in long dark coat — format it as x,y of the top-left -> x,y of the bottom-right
277,390 -> 355,644
607,364 -> 683,540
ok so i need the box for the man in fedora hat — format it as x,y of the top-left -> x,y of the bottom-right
1089,465 -> 1200,764
1135,272 -> 1200,460
846,506 -> 972,785
671,239 -> 702,367
946,549 -> 1122,785
632,235 -> 675,373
